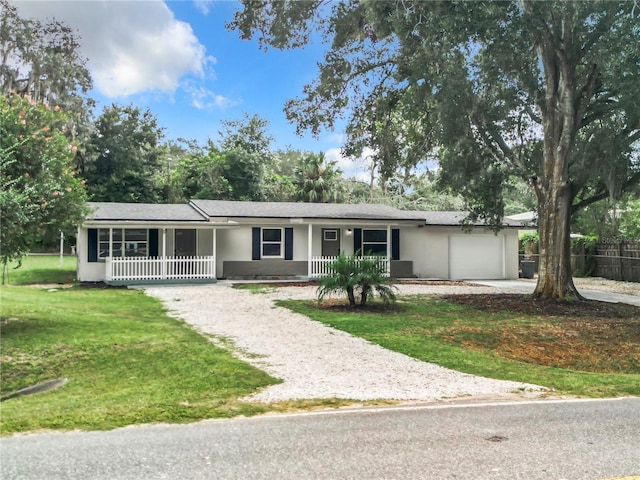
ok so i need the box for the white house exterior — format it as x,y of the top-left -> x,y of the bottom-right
77,200 -> 524,285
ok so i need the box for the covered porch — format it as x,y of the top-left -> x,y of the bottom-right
219,222 -> 414,280
100,224 -> 237,285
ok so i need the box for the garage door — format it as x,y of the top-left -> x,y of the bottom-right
449,235 -> 505,280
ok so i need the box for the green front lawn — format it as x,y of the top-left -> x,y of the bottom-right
2,254 -> 76,285
279,295 -> 640,397
0,285 -> 280,434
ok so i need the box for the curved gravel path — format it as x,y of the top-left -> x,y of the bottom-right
145,284 -> 545,403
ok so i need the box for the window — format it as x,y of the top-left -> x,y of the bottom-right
124,229 -> 148,257
98,229 -> 110,258
98,228 -> 148,258
324,229 -> 338,241
362,229 -> 387,256
262,228 -> 283,257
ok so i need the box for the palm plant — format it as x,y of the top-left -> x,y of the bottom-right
294,152 -> 344,203
316,252 -> 397,307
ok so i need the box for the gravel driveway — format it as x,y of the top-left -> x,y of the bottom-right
145,283 -> 545,403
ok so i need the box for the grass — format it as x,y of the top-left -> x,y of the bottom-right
2,254 -> 76,285
0,285 -> 284,434
233,284 -> 278,294
3,256 -> 637,434
0,257 -> 379,435
278,296 -> 640,398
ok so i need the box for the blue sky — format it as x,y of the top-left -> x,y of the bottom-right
11,0 -> 366,174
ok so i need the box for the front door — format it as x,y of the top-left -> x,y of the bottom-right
175,229 -> 196,256
322,228 -> 340,256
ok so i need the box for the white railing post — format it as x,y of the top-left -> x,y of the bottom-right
105,257 -> 112,281
307,224 -> 313,278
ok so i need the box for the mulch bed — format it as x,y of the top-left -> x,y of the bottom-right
443,293 -> 640,319
441,294 -> 640,373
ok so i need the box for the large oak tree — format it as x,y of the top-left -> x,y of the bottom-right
229,0 -> 640,298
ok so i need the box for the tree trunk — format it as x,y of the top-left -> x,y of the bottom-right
346,286 -> 356,306
531,22 -> 584,300
533,181 -> 582,299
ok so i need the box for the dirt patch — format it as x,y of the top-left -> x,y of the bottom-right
442,294 -> 640,373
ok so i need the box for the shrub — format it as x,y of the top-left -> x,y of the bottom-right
316,252 -> 397,307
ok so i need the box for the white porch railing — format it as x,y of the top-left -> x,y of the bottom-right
309,256 -> 390,278
105,256 -> 215,282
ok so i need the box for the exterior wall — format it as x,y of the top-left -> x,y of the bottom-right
504,230 -> 520,279
216,227 -> 253,277
218,224 -> 309,278
197,229 -> 214,256
223,260 -> 307,278
390,260 -> 414,278
403,226 -> 519,279
76,227 -> 106,282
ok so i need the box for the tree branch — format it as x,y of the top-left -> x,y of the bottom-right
571,170 -> 640,214
574,63 -> 599,127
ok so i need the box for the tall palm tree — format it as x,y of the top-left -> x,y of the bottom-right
294,152 -> 344,203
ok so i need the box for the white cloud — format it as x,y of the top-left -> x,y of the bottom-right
325,147 -> 374,183
193,0 -> 215,15
184,82 -> 239,110
325,133 -> 347,144
12,0 -> 212,98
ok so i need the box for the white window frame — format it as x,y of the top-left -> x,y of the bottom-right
98,228 -> 111,260
98,228 -> 148,259
362,229 -> 387,256
261,228 -> 284,258
323,229 -> 339,241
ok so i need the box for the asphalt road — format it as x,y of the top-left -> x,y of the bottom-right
2,398 -> 639,480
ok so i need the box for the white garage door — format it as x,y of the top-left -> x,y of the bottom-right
449,235 -> 505,280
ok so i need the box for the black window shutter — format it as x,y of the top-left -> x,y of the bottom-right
284,228 -> 293,260
88,229 -> 98,263
149,229 -> 159,257
252,227 -> 261,260
392,229 -> 400,260
354,228 -> 362,256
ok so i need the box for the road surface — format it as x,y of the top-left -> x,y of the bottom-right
2,398 -> 638,479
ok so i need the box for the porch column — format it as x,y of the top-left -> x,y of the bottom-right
386,224 -> 392,276
307,223 -> 313,277
161,228 -> 167,279
212,228 -> 217,280
108,228 -> 113,281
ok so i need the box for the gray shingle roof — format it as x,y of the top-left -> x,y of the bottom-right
411,210 -> 526,227
86,202 -> 207,222
190,200 -> 422,221
84,201 -> 525,227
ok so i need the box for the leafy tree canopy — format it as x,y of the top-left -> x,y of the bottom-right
0,0 -> 93,131
83,104 -> 164,203
217,112 -> 274,155
0,95 -> 87,274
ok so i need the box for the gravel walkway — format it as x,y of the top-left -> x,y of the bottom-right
145,284 -> 546,403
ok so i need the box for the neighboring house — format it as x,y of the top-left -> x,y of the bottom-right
77,200 -> 524,285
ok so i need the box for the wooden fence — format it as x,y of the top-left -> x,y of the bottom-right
519,241 -> 640,283
593,241 -> 640,282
